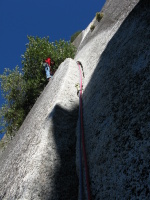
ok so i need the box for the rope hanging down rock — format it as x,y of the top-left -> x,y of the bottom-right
76,61 -> 91,200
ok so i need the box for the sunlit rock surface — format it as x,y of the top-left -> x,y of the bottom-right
0,59 -> 79,200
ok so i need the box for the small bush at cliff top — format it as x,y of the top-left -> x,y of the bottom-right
96,12 -> 104,22
90,25 -> 95,32
70,30 -> 82,43
0,36 -> 77,137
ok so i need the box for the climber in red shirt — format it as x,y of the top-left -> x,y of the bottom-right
43,58 -> 55,81
45,58 -> 51,66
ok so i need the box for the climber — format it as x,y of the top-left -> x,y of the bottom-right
43,57 -> 55,81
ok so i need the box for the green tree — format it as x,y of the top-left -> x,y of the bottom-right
22,36 -> 76,113
0,36 -> 76,137
0,66 -> 26,136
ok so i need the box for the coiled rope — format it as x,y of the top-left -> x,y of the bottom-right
77,61 -> 91,200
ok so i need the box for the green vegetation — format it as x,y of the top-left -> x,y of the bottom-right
96,12 -> 104,22
0,139 -> 5,149
90,25 -> 95,32
70,30 -> 82,43
0,36 -> 76,137
0,67 -> 26,136
0,135 -> 8,153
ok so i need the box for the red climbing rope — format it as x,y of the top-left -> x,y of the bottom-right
77,61 -> 92,200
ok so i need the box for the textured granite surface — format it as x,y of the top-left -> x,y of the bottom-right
0,59 -> 79,200
0,0 -> 150,199
75,0 -> 150,199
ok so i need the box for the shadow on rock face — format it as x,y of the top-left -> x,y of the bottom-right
40,104 -> 79,200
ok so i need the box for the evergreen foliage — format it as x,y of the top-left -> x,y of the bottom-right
0,36 -> 76,137
70,30 -> 82,43
90,25 -> 95,32
96,12 -> 104,22
0,67 -> 26,136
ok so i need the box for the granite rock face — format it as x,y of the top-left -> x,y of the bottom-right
0,0 -> 150,199
75,0 -> 150,199
0,59 -> 79,200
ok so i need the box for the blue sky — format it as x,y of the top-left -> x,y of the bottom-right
0,0 -> 106,140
